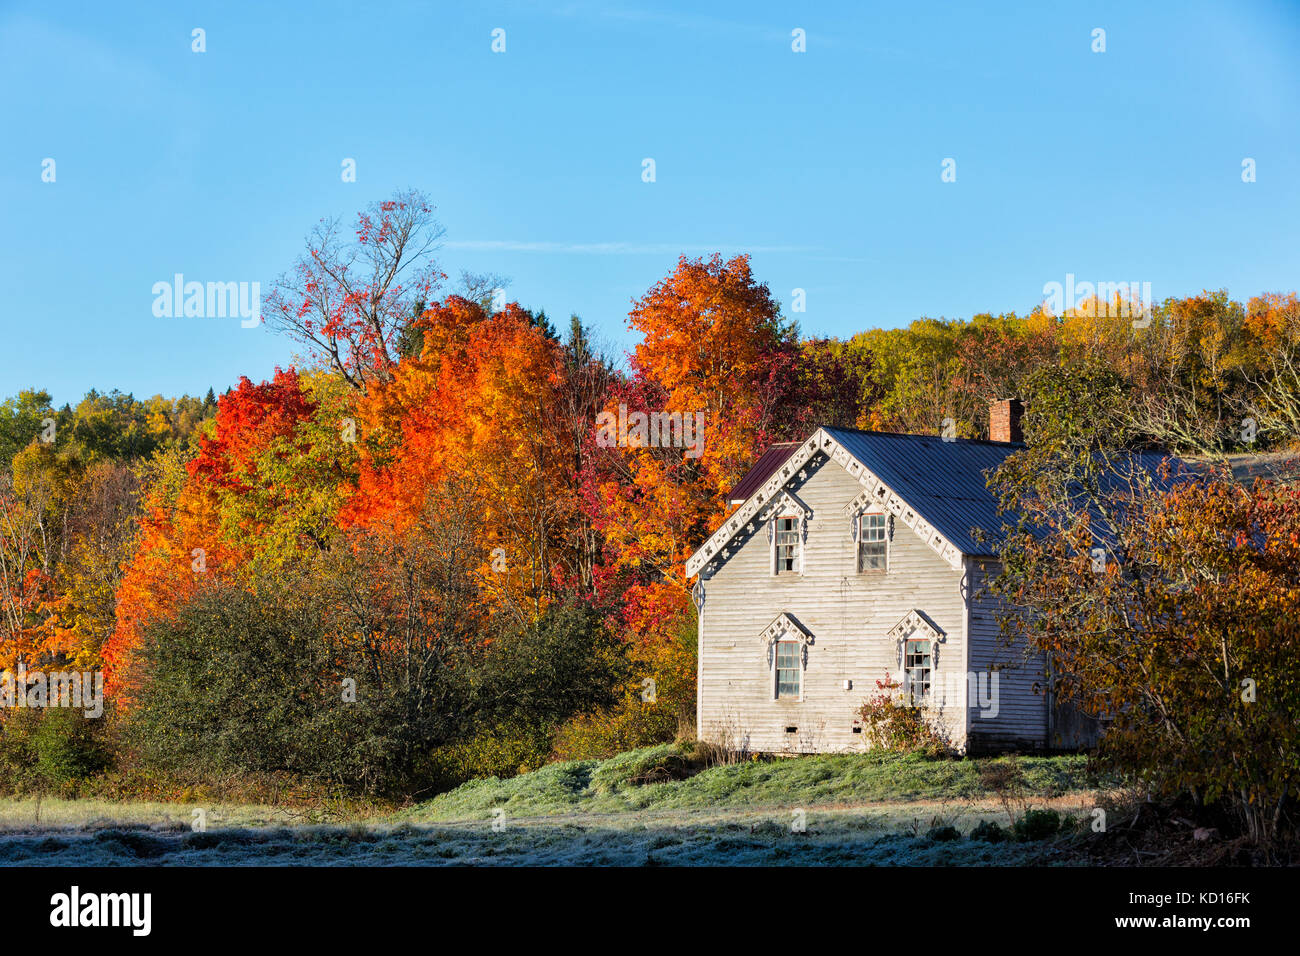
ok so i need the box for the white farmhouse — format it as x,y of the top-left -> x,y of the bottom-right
687,400 -> 1097,754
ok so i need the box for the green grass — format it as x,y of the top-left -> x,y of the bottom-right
0,797 -> 334,830
399,744 -> 1094,823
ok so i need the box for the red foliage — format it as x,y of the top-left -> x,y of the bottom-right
189,370 -> 317,493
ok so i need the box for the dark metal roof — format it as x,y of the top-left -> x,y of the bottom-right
821,427 -> 1190,556
822,428 -> 1022,556
727,441 -> 801,505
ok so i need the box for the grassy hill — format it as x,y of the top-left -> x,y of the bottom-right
401,743 -> 1094,823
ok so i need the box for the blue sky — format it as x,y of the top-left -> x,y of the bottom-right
2,0 -> 1298,404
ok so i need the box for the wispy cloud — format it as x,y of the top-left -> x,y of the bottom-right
444,240 -> 816,255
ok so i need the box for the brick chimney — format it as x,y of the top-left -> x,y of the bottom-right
989,398 -> 1024,443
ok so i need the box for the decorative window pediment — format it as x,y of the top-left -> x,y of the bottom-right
886,609 -> 944,644
759,612 -> 813,646
887,610 -> 945,664
759,488 -> 811,523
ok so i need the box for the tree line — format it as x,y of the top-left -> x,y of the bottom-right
2,190 -> 1297,843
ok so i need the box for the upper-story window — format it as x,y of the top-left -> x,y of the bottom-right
858,512 -> 888,572
775,516 -> 800,573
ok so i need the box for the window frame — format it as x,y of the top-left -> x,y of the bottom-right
903,636 -> 932,707
773,515 -> 801,575
775,640 -> 801,699
857,511 -> 889,573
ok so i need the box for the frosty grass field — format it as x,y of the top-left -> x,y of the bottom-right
0,748 -> 1098,866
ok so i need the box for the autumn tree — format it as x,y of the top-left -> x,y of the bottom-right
991,464 -> 1300,847
853,319 -> 965,435
792,337 -> 876,432
578,254 -> 812,745
1241,292 -> 1300,444
64,390 -> 206,462
1118,292 -> 1249,453
0,469 -> 59,672
106,368 -> 343,694
345,296 -> 568,624
44,460 -> 140,668
265,189 -> 447,391
554,315 -> 618,592
0,390 -> 55,470
852,312 -> 1052,439
592,253 -> 802,598
988,360 -> 1300,847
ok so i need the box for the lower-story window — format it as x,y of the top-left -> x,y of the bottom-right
904,637 -> 931,705
776,641 -> 801,698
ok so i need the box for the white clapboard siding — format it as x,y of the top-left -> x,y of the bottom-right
963,559 -> 1049,751
698,455 -> 969,753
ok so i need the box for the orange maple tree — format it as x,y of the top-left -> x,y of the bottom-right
344,297 -> 567,621
105,369 -> 325,694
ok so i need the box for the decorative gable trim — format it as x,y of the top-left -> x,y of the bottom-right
761,488 -> 811,522
687,428 -> 963,579
687,433 -> 826,579
759,612 -> 813,646
887,609 -> 945,644
887,609 -> 946,668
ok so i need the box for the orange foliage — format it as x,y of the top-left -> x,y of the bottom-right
345,297 -> 566,618
592,254 -> 796,594
104,369 -> 318,695
1245,292 -> 1300,352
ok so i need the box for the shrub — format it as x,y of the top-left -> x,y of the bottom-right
551,702 -> 677,762
33,708 -> 112,788
423,724 -> 553,793
969,820 -> 1008,843
1013,808 -> 1062,842
926,825 -> 962,842
857,675 -> 950,754
471,601 -> 626,731
1,708 -> 112,795
552,616 -> 697,761
129,577 -> 631,797
128,580 -> 474,797
0,710 -> 41,795
420,601 -> 628,791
